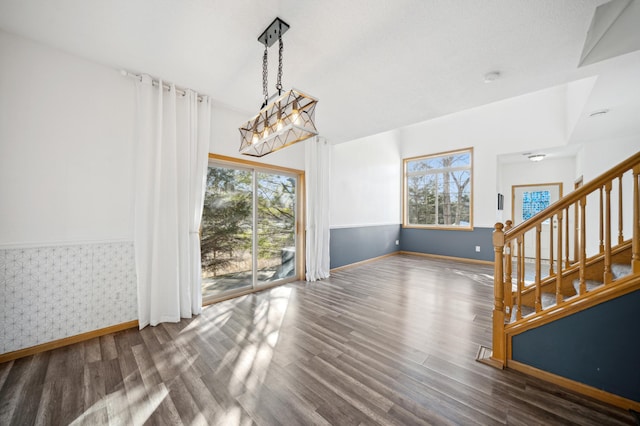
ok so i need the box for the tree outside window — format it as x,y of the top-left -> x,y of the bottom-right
404,148 -> 473,229
200,166 -> 297,280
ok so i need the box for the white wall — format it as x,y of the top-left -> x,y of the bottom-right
330,79 -> 636,253
400,85 -> 568,228
500,157 -> 577,223
0,30 -> 135,245
0,27 -> 303,249
331,131 -> 402,227
0,30 -> 139,354
329,84 -> 569,229
578,135 -> 639,255
577,134 -> 638,182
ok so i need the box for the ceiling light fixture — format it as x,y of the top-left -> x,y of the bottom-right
528,154 -> 546,162
239,18 -> 318,157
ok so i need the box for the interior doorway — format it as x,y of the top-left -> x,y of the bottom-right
512,182 -> 563,260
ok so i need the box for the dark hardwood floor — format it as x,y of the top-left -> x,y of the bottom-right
0,255 -> 636,425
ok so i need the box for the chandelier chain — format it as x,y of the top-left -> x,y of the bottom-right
276,33 -> 283,94
262,44 -> 269,104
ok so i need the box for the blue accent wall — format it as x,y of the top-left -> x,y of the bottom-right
330,224 -> 400,269
400,227 -> 494,262
512,289 -> 640,402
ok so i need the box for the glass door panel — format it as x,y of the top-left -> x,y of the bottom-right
512,183 -> 562,260
256,172 -> 297,286
200,166 -> 254,298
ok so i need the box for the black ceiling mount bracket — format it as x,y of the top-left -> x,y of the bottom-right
258,17 -> 290,47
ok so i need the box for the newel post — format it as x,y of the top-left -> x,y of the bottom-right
491,222 -> 506,367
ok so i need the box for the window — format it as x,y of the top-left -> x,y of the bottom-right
403,148 -> 473,229
522,190 -> 550,220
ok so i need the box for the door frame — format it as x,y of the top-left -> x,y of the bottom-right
511,182 -> 563,260
202,154 -> 305,306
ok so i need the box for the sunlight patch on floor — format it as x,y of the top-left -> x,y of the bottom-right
229,287 -> 292,396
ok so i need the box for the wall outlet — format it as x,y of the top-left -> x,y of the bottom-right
395,240 -> 400,246
475,246 -> 481,252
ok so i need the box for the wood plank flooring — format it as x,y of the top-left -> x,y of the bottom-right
0,255 -> 636,425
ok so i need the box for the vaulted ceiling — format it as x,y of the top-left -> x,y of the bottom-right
1,0 -> 639,146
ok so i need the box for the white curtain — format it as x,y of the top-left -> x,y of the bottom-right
134,75 -> 211,328
305,136 -> 331,281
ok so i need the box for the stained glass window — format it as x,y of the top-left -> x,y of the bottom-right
522,190 -> 550,220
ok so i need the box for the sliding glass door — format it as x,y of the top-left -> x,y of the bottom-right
200,160 -> 301,301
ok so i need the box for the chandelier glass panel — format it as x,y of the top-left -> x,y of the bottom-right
239,18 -> 318,157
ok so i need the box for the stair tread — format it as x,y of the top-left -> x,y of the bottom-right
569,264 -> 631,295
506,262 -> 633,324
507,292 -> 558,322
612,263 -> 632,279
572,278 -> 603,295
541,292 -> 558,308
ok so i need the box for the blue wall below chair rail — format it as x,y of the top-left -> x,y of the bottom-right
329,225 -> 495,269
400,227 -> 494,262
512,289 -> 640,403
330,224 -> 401,269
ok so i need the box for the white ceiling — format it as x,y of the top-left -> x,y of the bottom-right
1,0 -> 639,147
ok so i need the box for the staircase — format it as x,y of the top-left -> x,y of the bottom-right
508,258 -> 633,321
488,151 -> 640,410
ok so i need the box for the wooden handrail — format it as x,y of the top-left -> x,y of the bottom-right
505,151 -> 640,241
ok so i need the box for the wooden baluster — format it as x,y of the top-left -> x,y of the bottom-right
565,207 -> 570,268
549,214 -> 555,276
556,210 -> 563,304
599,187 -> 604,253
558,207 -> 571,266
579,196 -> 587,295
574,198 -> 580,264
633,166 -> 640,273
517,235 -> 524,320
604,182 -> 612,284
535,224 -> 542,312
504,220 -> 513,319
618,174 -> 624,245
492,223 -> 506,367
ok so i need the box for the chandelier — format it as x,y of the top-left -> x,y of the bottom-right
239,18 -> 318,157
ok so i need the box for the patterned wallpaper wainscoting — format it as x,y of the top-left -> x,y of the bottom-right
0,241 -> 138,354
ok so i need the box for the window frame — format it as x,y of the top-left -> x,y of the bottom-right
402,147 -> 474,230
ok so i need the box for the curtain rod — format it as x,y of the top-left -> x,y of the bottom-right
120,70 -> 204,102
